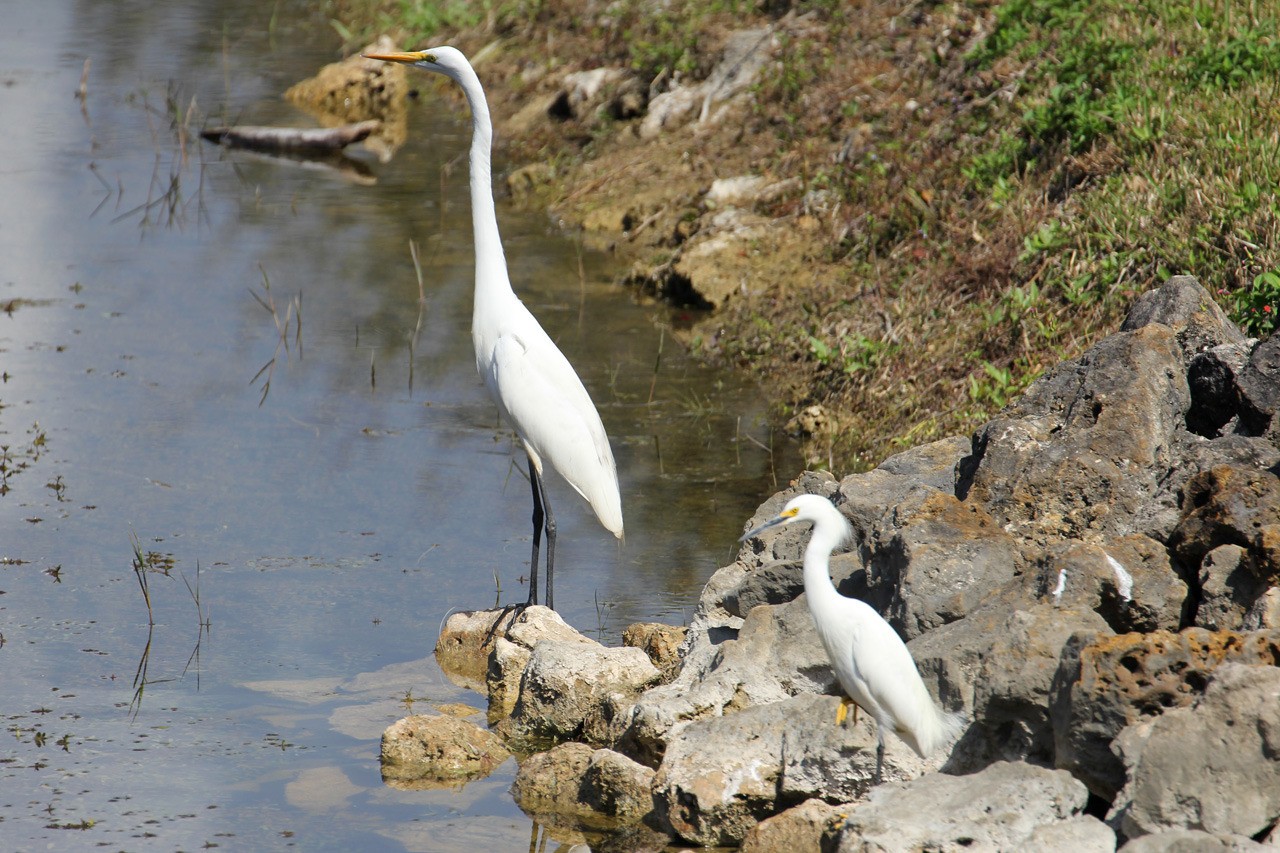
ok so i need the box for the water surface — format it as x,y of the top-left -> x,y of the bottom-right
0,2 -> 797,849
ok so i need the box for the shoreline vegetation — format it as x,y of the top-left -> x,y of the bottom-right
326,0 -> 1280,473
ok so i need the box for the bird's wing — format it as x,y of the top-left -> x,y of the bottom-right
487,328 -> 623,535
845,603 -> 934,734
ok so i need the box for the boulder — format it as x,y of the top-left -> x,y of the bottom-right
1051,628 -> 1280,799
379,714 -> 509,786
824,761 -> 1092,852
511,742 -> 655,828
1237,335 -> 1280,435
613,597 -> 837,767
503,639 -> 661,745
1041,536 -> 1187,633
482,605 -> 600,721
870,489 -> 1021,639
1108,664 -> 1280,842
739,798 -> 844,853
434,606 -> 521,690
960,323 -> 1191,542
651,693 -> 934,847
1118,829 -> 1269,852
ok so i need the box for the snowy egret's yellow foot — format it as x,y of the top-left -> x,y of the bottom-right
836,696 -> 858,726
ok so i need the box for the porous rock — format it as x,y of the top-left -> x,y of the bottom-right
824,761 -> 1091,852
435,607 -> 522,691
1051,628 -> 1280,799
870,489 -> 1020,640
379,714 -> 509,785
1108,664 -> 1280,842
622,622 -> 687,680
612,596 -> 837,767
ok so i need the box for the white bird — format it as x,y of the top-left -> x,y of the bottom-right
740,494 -> 964,783
365,46 -> 623,610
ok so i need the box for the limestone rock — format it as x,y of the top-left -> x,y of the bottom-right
613,597 -> 837,767
825,761 -> 1091,852
511,742 -> 655,828
1051,628 -> 1280,799
622,622 -> 687,680
1237,335 -> 1280,435
1041,536 -> 1187,633
960,323 -> 1191,542
1109,664 -> 1280,841
1118,829 -> 1270,852
504,639 -> 661,745
379,714 -> 509,786
283,36 -> 410,162
1187,341 -> 1253,437
1169,465 -> 1280,630
1121,274 -> 1247,359
652,693 -> 932,847
871,489 -> 1020,640
435,607 -> 521,691
485,636 -> 531,721
739,798 -> 844,853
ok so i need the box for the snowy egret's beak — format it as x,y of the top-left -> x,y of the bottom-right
738,506 -> 800,542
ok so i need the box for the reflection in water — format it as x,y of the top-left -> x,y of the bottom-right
0,1 -> 801,849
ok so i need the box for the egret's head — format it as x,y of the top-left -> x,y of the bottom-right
739,493 -> 841,542
362,45 -> 469,82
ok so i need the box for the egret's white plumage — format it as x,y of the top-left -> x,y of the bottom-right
741,494 -> 964,782
365,46 -> 623,609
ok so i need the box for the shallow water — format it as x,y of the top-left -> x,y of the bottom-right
0,2 -> 798,850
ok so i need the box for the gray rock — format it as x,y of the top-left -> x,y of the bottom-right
483,606 -> 598,722
622,622 -> 687,680
435,607 -> 521,690
651,693 -> 935,847
1187,341 -> 1253,437
960,323 -> 1191,542
613,597 -> 837,767
1119,829 -> 1269,852
1041,536 -> 1187,633
1122,275 -> 1246,354
1238,335 -> 1280,434
871,489 -> 1021,639
1051,628 -> 1280,799
379,714 -> 509,786
1109,664 -> 1280,841
504,639 -> 661,745
825,761 -> 1091,852
910,602 -> 1111,769
1026,815 -> 1118,850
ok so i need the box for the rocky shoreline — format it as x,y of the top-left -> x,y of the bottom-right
378,276 -> 1280,851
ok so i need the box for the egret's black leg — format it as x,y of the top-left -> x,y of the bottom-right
873,736 -> 885,785
539,475 -> 557,611
527,456 -> 543,606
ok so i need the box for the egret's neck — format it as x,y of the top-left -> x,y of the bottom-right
456,68 -> 511,303
802,524 -> 844,605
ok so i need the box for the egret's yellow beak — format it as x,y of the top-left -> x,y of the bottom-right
363,50 -> 428,64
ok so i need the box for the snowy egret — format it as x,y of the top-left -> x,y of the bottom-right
740,494 -> 964,783
365,46 -> 623,610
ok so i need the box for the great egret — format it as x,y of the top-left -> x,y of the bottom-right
740,494 -> 964,783
365,46 -> 623,610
